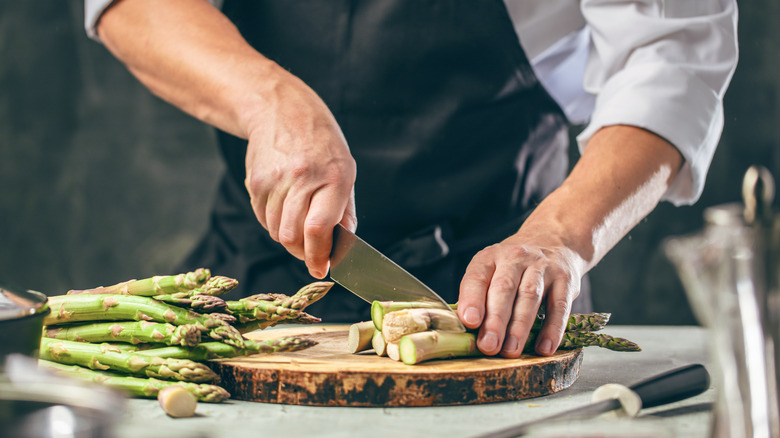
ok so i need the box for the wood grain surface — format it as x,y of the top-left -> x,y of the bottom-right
210,325 -> 583,407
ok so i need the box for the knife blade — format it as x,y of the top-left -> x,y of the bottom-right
329,224 -> 464,329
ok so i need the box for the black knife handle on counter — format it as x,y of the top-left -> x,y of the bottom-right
630,363 -> 710,408
476,363 -> 711,438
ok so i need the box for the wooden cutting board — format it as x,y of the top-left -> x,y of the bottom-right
210,325 -> 583,407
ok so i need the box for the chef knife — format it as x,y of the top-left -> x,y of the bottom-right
330,224 -> 464,330
475,363 -> 711,438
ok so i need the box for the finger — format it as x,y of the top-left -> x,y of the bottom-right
244,172 -> 269,231
303,187 -> 349,279
457,250 -> 495,330
277,186 -> 310,261
476,262 -> 525,356
499,266 -> 545,358
264,187 -> 286,243
535,278 -> 573,356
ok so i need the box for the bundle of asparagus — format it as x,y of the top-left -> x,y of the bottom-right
349,300 -> 641,365
40,268 -> 332,411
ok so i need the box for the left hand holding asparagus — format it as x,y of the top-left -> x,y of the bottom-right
457,232 -> 585,359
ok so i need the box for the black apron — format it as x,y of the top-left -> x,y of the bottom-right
181,0 -> 592,321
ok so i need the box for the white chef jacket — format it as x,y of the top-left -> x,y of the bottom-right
84,0 -> 739,206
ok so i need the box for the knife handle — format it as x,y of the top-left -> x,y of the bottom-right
629,363 -> 710,409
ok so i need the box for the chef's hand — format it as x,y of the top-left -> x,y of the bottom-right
456,125 -> 684,358
457,224 -> 586,359
243,74 -> 357,279
96,0 -> 357,280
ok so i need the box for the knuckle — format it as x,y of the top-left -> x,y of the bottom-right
277,229 -> 299,247
548,297 -> 572,315
490,275 -> 517,295
517,282 -> 542,301
504,244 -> 532,260
289,159 -> 315,180
303,219 -> 330,238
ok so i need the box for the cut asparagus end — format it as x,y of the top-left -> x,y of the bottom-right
371,301 -> 387,330
347,321 -> 376,354
386,342 -> 400,361
398,331 -> 480,365
382,309 -> 431,343
372,330 -> 387,357
382,308 -> 464,343
371,300 -> 457,331
158,385 -> 198,418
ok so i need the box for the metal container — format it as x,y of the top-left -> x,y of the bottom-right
0,285 -> 50,368
665,166 -> 780,438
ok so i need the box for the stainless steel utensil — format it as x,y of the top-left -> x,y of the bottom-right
330,224 -> 464,329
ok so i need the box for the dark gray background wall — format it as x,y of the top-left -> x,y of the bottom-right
0,2 -> 777,325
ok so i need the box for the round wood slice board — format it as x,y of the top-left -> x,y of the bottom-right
210,325 -> 583,407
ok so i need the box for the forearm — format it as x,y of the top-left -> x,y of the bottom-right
521,124 -> 683,271
97,0 -> 287,139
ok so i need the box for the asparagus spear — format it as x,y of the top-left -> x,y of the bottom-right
151,293 -> 228,313
560,331 -> 641,351
45,294 -> 245,348
66,269 -> 212,296
189,275 -> 239,297
39,360 -> 230,402
45,321 -> 202,347
135,336 -> 318,360
227,281 -> 333,327
234,312 -> 321,334
40,338 -> 218,382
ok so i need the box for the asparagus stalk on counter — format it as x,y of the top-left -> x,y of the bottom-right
39,360 -> 230,402
234,312 -> 322,334
45,321 -> 202,347
133,336 -> 318,360
40,338 -> 218,382
66,269 -> 212,296
45,294 -> 245,348
151,293 -> 228,313
228,281 -> 333,329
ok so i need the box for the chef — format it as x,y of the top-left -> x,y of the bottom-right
83,0 -> 738,358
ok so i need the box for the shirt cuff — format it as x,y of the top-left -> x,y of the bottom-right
576,62 -> 724,206
84,0 -> 118,41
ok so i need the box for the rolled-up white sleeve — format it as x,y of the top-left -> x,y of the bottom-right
578,0 -> 739,205
84,0 -> 117,41
84,0 -> 222,42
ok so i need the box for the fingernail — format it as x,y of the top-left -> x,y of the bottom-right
463,307 -> 480,325
481,332 -> 498,352
537,338 -> 553,355
504,335 -> 519,353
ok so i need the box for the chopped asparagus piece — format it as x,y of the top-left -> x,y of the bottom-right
158,385 -> 198,417
348,321 -> 376,354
